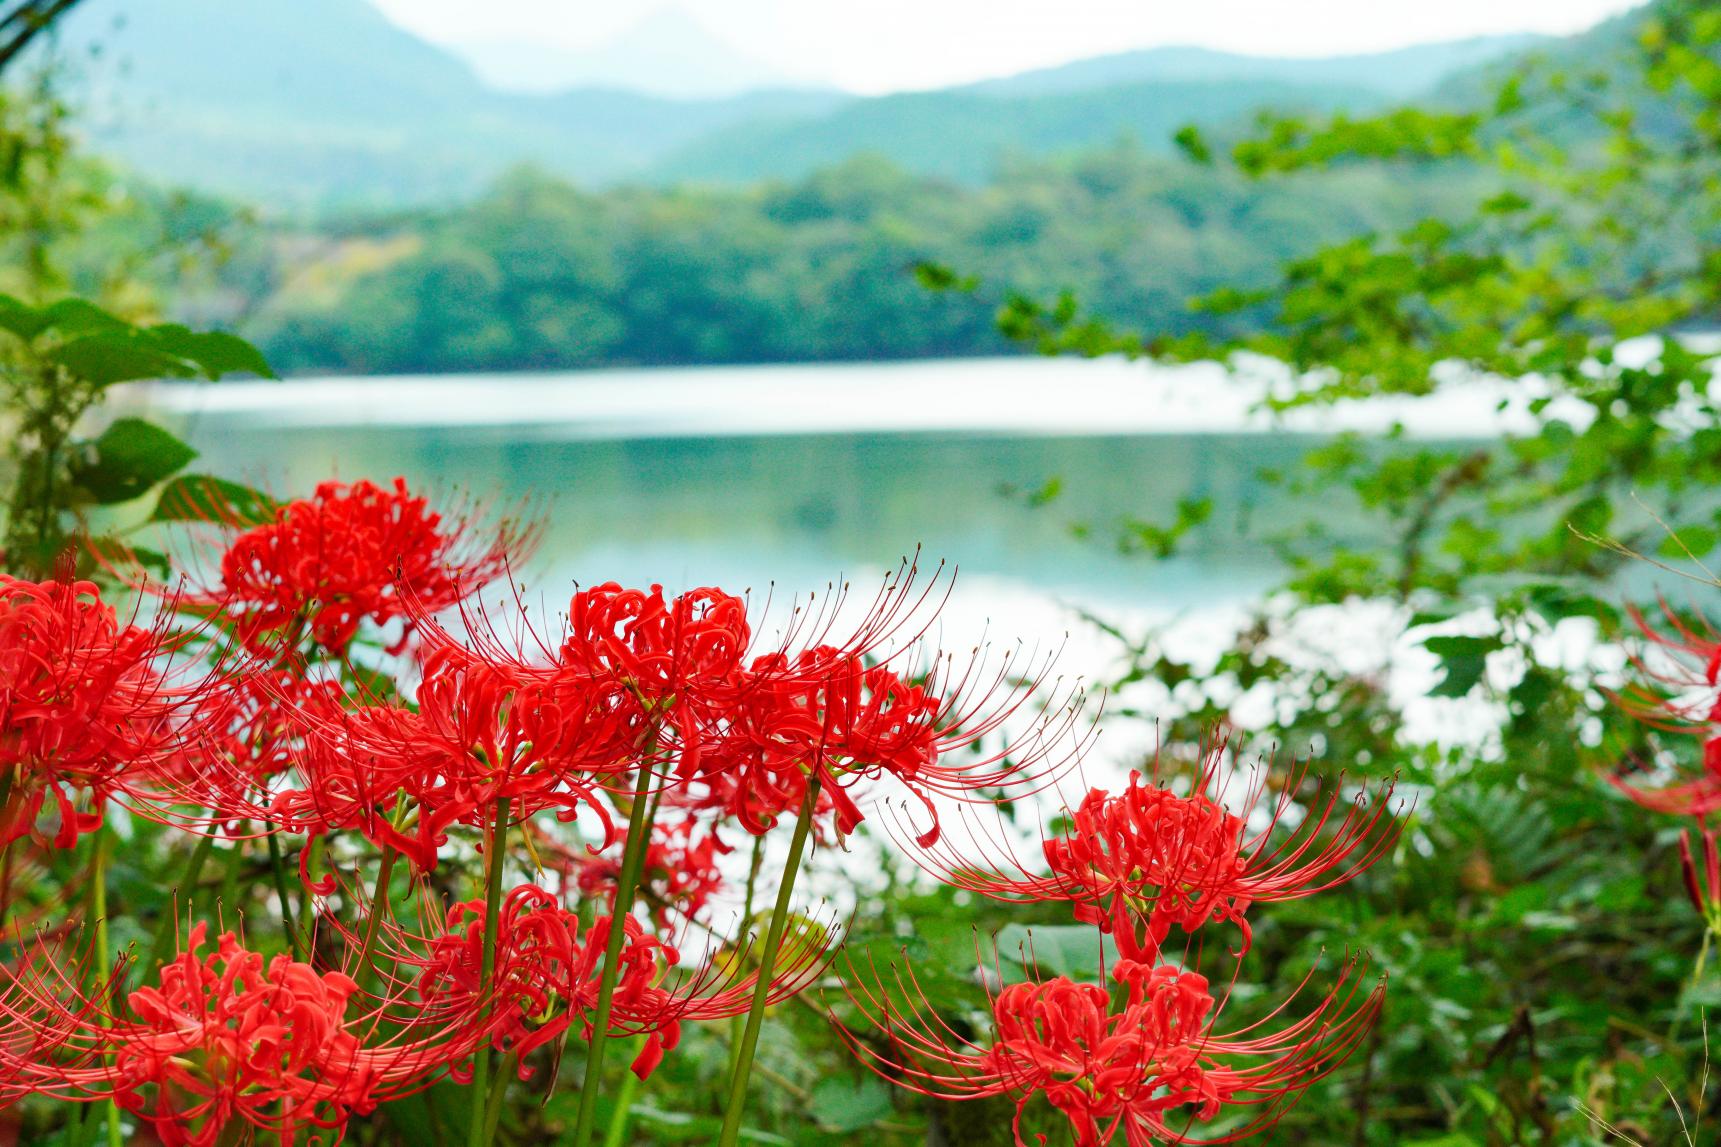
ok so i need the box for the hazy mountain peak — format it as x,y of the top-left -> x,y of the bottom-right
455,6 -> 809,99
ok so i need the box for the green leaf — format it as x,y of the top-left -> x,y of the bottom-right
1422,634 -> 1504,698
1522,584 -> 1619,625
809,1076 -> 893,1133
1657,524 -> 1718,559
151,475 -> 278,527
86,537 -> 171,578
38,297 -> 131,338
145,325 -> 276,379
0,294 -> 49,341
993,923 -> 1116,981
71,419 -> 198,504
49,332 -> 197,387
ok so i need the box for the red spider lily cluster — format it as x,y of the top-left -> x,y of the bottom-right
835,741 -> 1399,1145
0,475 -> 1397,1145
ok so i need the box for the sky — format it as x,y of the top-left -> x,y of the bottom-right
371,0 -> 1649,94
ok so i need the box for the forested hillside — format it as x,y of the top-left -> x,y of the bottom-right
227,151 -> 1482,374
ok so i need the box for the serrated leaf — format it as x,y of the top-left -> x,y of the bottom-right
71,419 -> 198,504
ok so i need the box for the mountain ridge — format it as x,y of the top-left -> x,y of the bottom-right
964,36 -> 1550,99
49,0 -> 1569,206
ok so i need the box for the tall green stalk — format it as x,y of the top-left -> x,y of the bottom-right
715,775 -> 823,1147
90,822 -> 122,1147
483,1051 -> 518,1143
602,1039 -> 646,1147
357,793 -> 415,991
467,798 -> 511,1147
570,759 -> 659,1147
265,830 -> 304,961
729,834 -> 766,1078
0,765 -> 16,923
354,845 -> 399,992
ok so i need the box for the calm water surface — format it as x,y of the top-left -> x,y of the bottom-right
121,355 -> 1498,714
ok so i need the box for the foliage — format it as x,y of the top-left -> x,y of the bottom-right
0,62 -> 274,578
0,291 -> 271,575
962,0 -> 1721,1142
223,149 -> 1485,375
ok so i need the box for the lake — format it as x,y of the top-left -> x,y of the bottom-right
119,354 -> 1506,757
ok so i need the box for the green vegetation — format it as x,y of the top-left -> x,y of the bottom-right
221,151 -> 1475,374
954,0 -> 1721,1141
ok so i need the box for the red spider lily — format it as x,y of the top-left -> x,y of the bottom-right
427,580 -> 753,784
423,563 -> 1084,846
696,639 -> 1085,846
571,816 -> 730,930
903,747 -> 1400,959
271,646 -> 636,876
0,573 -> 202,849
3,923 -> 483,1147
411,884 -> 682,1078
387,883 -> 834,1081
132,666 -> 351,839
178,477 -> 526,657
558,582 -> 751,705
837,947 -> 1382,1147
1605,603 -> 1721,817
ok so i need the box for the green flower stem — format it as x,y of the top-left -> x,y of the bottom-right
299,833 -> 324,948
467,797 -> 511,1147
354,844 -> 399,992
729,834 -> 766,1078
357,794 -> 417,991
1675,927 -> 1715,1043
716,774 -> 823,1147
265,830 -> 304,961
571,758 -> 660,1147
602,1039 -> 646,1147
483,1051 -> 517,1143
0,766 -> 16,924
91,821 -> 122,1147
144,830 -> 216,977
